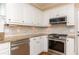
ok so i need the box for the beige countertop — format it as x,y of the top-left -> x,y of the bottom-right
0,33 -> 48,43
67,34 -> 76,38
0,32 -> 76,43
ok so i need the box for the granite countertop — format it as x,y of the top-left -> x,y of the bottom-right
0,32 -> 76,43
0,33 -> 48,43
67,34 -> 75,38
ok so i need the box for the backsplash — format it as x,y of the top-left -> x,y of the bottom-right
4,25 -> 46,36
44,24 -> 75,34
4,24 -> 75,36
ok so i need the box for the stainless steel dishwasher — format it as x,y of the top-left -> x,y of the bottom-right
11,39 -> 30,55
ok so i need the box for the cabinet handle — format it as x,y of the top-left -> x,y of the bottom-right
11,46 -> 19,50
22,21 -> 24,23
8,19 -> 11,21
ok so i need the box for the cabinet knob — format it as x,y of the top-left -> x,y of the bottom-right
22,21 -> 24,23
8,19 -> 11,21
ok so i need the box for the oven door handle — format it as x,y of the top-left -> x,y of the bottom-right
49,39 -> 65,43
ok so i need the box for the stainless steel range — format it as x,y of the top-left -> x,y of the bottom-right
48,34 -> 67,55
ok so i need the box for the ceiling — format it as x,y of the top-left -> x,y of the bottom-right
31,3 -> 68,11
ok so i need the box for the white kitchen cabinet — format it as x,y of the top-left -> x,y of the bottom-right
0,49 -> 10,55
78,36 -> 79,55
6,3 -> 24,24
78,11 -> 79,31
0,15 -> 6,32
0,24 -> 4,32
0,4 -> 6,32
30,37 -> 41,55
41,36 -> 48,52
6,3 -> 43,26
30,36 -> 48,55
0,42 -> 10,55
0,3 -> 6,16
66,37 -> 75,55
6,3 -> 31,25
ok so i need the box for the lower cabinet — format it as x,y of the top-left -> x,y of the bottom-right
0,49 -> 10,55
30,36 -> 48,55
66,37 -> 75,55
41,36 -> 48,52
30,37 -> 40,55
0,36 -> 48,55
0,42 -> 10,55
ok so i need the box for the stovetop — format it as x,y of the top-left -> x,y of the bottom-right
48,34 -> 67,40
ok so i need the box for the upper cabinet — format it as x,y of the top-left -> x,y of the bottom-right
0,4 -> 76,27
6,4 -> 26,24
0,4 -> 6,32
43,4 -> 75,26
6,3 -> 45,27
0,3 -> 6,16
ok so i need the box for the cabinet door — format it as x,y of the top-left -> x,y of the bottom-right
42,36 -> 48,52
78,11 -> 79,31
0,3 -> 6,16
30,37 -> 39,55
35,37 -> 42,54
30,37 -> 42,55
6,4 -> 23,24
66,37 -> 75,55
0,42 -> 10,55
6,3 -> 17,24
78,36 -> 79,54
66,12 -> 75,26
0,49 -> 10,55
66,5 -> 75,26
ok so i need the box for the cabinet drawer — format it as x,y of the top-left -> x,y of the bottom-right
0,49 -> 10,55
0,42 -> 10,51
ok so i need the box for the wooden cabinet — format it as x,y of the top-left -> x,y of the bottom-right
0,42 -> 10,55
66,37 -> 75,55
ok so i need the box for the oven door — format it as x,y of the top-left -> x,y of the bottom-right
49,40 -> 65,53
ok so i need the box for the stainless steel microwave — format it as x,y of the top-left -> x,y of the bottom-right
49,17 -> 67,24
